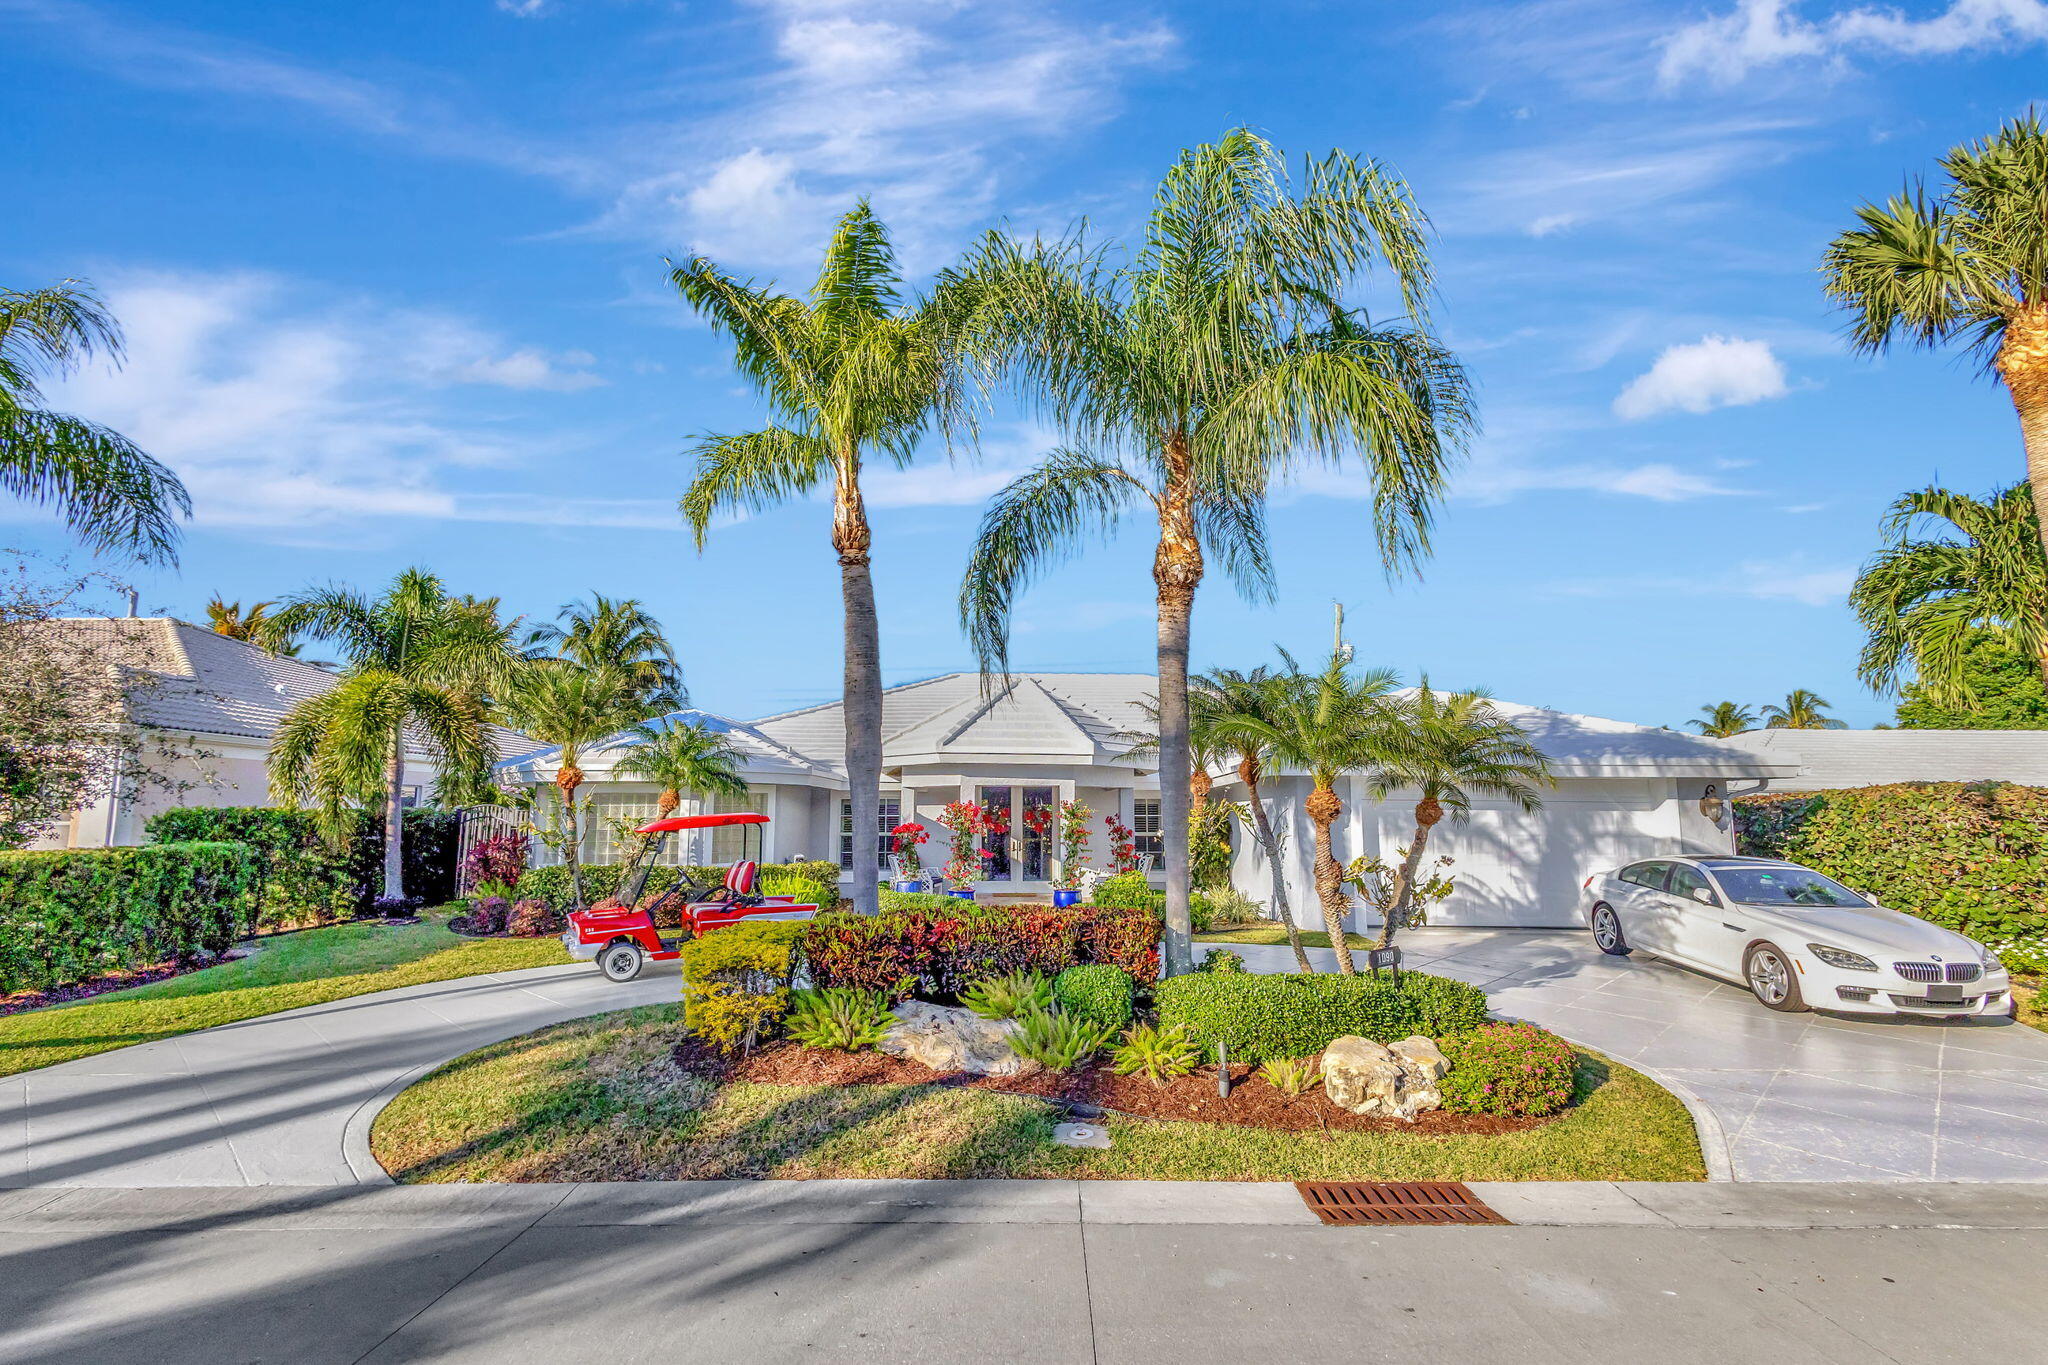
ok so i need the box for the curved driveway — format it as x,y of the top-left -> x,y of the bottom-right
5,931 -> 2046,1187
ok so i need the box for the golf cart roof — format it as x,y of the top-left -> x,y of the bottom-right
634,812 -> 769,834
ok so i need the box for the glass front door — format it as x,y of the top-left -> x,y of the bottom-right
976,785 -> 1012,879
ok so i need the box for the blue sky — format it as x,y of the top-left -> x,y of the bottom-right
5,0 -> 2045,728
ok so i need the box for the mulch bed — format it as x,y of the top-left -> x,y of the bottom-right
0,950 -> 251,1017
672,1038 -> 1552,1136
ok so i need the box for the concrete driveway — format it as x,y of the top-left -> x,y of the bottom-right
1210,929 -> 2048,1182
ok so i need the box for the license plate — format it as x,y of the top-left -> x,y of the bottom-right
1925,984 -> 1964,1003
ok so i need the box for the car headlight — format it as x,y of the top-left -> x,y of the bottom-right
1806,943 -> 1878,972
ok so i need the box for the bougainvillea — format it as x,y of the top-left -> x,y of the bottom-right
1056,799 -> 1092,888
936,800 -> 984,884
889,821 -> 929,876
1103,812 -> 1141,874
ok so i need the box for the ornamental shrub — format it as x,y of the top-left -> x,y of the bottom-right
515,860 -> 840,913
505,899 -> 559,937
877,889 -> 959,912
1110,1021 -> 1200,1084
962,970 -> 1053,1020
1155,970 -> 1490,1063
0,842 -> 258,992
784,987 -> 893,1052
1736,782 -> 2048,946
466,896 -> 510,934
801,903 -> 1160,998
1438,1023 -> 1578,1117
758,870 -> 837,909
1086,872 -> 1216,934
1007,1007 -> 1115,1071
1052,964 -> 1134,1028
679,921 -> 805,1053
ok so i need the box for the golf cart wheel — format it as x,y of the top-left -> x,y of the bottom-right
1744,943 -> 1806,1013
599,941 -> 646,983
1591,904 -> 1630,956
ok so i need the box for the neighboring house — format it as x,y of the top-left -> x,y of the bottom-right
28,618 -> 541,850
1723,727 -> 2048,791
496,671 -> 1796,929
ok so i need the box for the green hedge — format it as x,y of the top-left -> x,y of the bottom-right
0,842 -> 258,993
514,860 -> 843,912
1087,872 -> 1218,933
143,807 -> 461,931
1052,964 -> 1134,1028
1736,782 -> 2048,945
1155,970 -> 1491,1063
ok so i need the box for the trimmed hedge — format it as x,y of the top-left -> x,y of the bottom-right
679,920 -> 806,1052
0,842 -> 258,992
1736,782 -> 2048,946
1087,872 -> 1217,933
802,903 -> 1162,998
144,806 -> 461,931
1053,964 -> 1134,1028
515,860 -> 843,914
1155,970 -> 1490,1063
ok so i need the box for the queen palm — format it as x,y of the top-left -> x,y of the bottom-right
674,203 -> 967,917
1822,114 -> 2048,574
1850,483 -> 2045,703
614,718 -> 750,867
269,569 -> 520,901
526,594 -> 684,711
958,130 -> 1473,976
500,662 -> 658,909
1687,701 -> 1757,737
1367,684 -> 1550,951
2,280 -> 188,563
1761,689 -> 1847,730
1190,665 -> 1313,972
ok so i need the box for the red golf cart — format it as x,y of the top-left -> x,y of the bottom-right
561,812 -> 822,982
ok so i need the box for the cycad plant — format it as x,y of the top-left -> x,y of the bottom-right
2,280 -> 188,563
674,203 -> 970,917
1760,689 -> 1847,730
1364,683 -> 1550,950
1822,113 -> 2048,576
958,130 -> 1473,976
1850,482 -> 2045,702
1687,701 -> 1756,738
525,594 -> 684,711
268,569 -> 520,900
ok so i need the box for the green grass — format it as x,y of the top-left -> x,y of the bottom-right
1196,925 -> 1377,951
371,1005 -> 1706,1184
0,912 -> 568,1079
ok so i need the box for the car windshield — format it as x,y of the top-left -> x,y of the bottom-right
1710,866 -> 1867,908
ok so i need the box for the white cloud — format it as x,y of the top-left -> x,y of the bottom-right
1613,335 -> 1789,420
1543,557 -> 1855,605
1660,0 -> 2048,87
497,0 -> 551,15
864,424 -> 1064,508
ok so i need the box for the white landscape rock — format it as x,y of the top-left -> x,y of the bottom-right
1320,1034 -> 1446,1121
879,1001 -> 1042,1077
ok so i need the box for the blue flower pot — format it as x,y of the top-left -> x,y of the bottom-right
947,888 -> 976,901
892,880 -> 924,894
1051,888 -> 1081,908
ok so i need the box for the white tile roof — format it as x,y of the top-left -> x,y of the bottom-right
1723,728 -> 2048,789
497,708 -> 836,784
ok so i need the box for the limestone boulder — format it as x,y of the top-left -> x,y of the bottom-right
1388,1036 -> 1450,1081
879,1001 -> 1041,1077
1320,1034 -> 1444,1121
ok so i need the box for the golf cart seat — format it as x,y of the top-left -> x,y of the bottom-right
724,860 -> 759,897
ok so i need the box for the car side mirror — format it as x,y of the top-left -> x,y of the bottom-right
1690,887 -> 1717,906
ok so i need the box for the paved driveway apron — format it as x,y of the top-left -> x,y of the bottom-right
0,961 -> 678,1187
1213,929 -> 2048,1181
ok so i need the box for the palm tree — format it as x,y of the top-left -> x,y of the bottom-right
957,130 -> 1473,976
1190,665 -> 1313,972
1761,689 -> 1847,730
2,280 -> 189,563
1850,482 -> 2046,703
1688,701 -> 1757,737
614,717 -> 751,867
1366,684 -> 1550,950
500,662 -> 658,909
268,569 -> 520,900
673,203 -> 969,917
525,594 -> 684,710
205,596 -> 308,657
1822,113 -> 2048,575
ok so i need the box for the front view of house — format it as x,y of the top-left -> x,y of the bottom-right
494,670 -> 1798,930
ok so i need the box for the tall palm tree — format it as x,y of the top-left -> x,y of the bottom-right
1190,665 -> 1314,971
269,569 -> 520,900
525,594 -> 684,710
500,662 -> 658,909
1761,689 -> 1847,730
1822,113 -> 2048,574
1687,701 -> 1757,737
1366,684 -> 1550,950
2,281 -> 189,563
674,203 -> 969,917
1850,482 -> 2046,702
957,131 -> 1473,976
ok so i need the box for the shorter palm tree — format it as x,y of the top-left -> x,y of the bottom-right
1192,666 -> 1314,972
526,594 -> 684,711
1761,689 -> 1847,730
614,718 -> 750,866
1366,685 -> 1551,950
1688,701 -> 1757,737
206,596 -> 309,657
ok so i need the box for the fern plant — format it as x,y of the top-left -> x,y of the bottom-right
1007,1007 -> 1115,1071
784,988 -> 894,1052
1110,1022 -> 1202,1085
962,970 -> 1053,1020
1257,1055 -> 1323,1097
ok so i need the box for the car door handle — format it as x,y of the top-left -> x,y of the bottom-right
1721,922 -> 1743,931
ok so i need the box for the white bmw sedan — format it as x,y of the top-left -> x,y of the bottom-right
1582,855 -> 2013,1018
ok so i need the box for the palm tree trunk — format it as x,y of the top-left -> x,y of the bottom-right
1377,801 -> 1440,952
1242,762 -> 1311,972
835,454 -> 883,918
1999,308 -> 2048,690
561,781 -> 586,909
383,736 -> 406,902
1304,779 -> 1357,974
1153,442 -> 1203,977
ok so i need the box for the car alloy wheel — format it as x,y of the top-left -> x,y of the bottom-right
1744,944 -> 1805,1012
1592,905 -> 1629,956
599,942 -> 645,983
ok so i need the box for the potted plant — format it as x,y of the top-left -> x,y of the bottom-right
889,821 -> 929,892
937,800 -> 982,899
1051,798 -> 1091,907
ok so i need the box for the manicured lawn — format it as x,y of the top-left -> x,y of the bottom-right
0,913 -> 567,1079
371,1005 -> 1706,1184
1196,925 -> 1376,951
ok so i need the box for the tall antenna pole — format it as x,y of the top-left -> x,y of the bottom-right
1332,601 -> 1351,663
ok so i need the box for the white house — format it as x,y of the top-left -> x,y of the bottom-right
1724,727 -> 2048,790
496,671 -> 1796,930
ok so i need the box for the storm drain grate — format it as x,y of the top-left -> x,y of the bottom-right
1295,1181 -> 1510,1226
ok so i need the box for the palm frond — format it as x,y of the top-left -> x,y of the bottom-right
678,427 -> 834,548
0,409 -> 190,564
